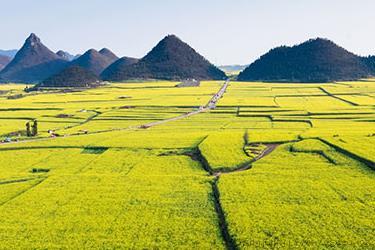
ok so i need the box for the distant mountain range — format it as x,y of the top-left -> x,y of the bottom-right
69,48 -> 118,76
1,34 -> 375,85
0,34 -> 69,83
238,38 -> 375,82
219,65 -> 248,73
363,56 -> 375,74
0,55 -> 12,71
33,65 -> 100,89
0,49 -> 18,58
99,48 -> 119,62
0,34 -> 121,83
56,50 -> 78,61
101,35 -> 226,81
101,56 -> 139,80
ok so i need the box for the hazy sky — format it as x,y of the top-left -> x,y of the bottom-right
2,0 -> 375,65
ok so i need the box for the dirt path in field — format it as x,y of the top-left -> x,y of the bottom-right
0,80 -> 230,146
137,79 -> 230,129
233,144 -> 279,173
212,143 -> 279,177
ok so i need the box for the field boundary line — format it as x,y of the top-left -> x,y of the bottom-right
0,177 -> 47,207
190,146 -> 237,249
319,87 -> 359,106
191,139 -> 281,249
317,138 -> 375,170
212,177 -> 238,250
0,177 -> 40,185
61,109 -> 102,131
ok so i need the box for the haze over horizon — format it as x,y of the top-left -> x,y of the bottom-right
2,0 -> 375,65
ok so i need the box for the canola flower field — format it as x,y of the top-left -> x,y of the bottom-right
0,80 -> 374,249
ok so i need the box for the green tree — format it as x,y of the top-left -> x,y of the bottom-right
32,120 -> 38,136
26,122 -> 31,137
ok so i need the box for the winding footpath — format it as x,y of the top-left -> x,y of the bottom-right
208,143 -> 280,177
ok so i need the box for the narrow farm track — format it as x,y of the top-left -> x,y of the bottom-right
0,80 -> 230,146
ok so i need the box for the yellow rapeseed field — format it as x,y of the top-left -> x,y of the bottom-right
0,80 -> 374,249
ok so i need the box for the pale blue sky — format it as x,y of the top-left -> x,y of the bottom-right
2,0 -> 374,65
